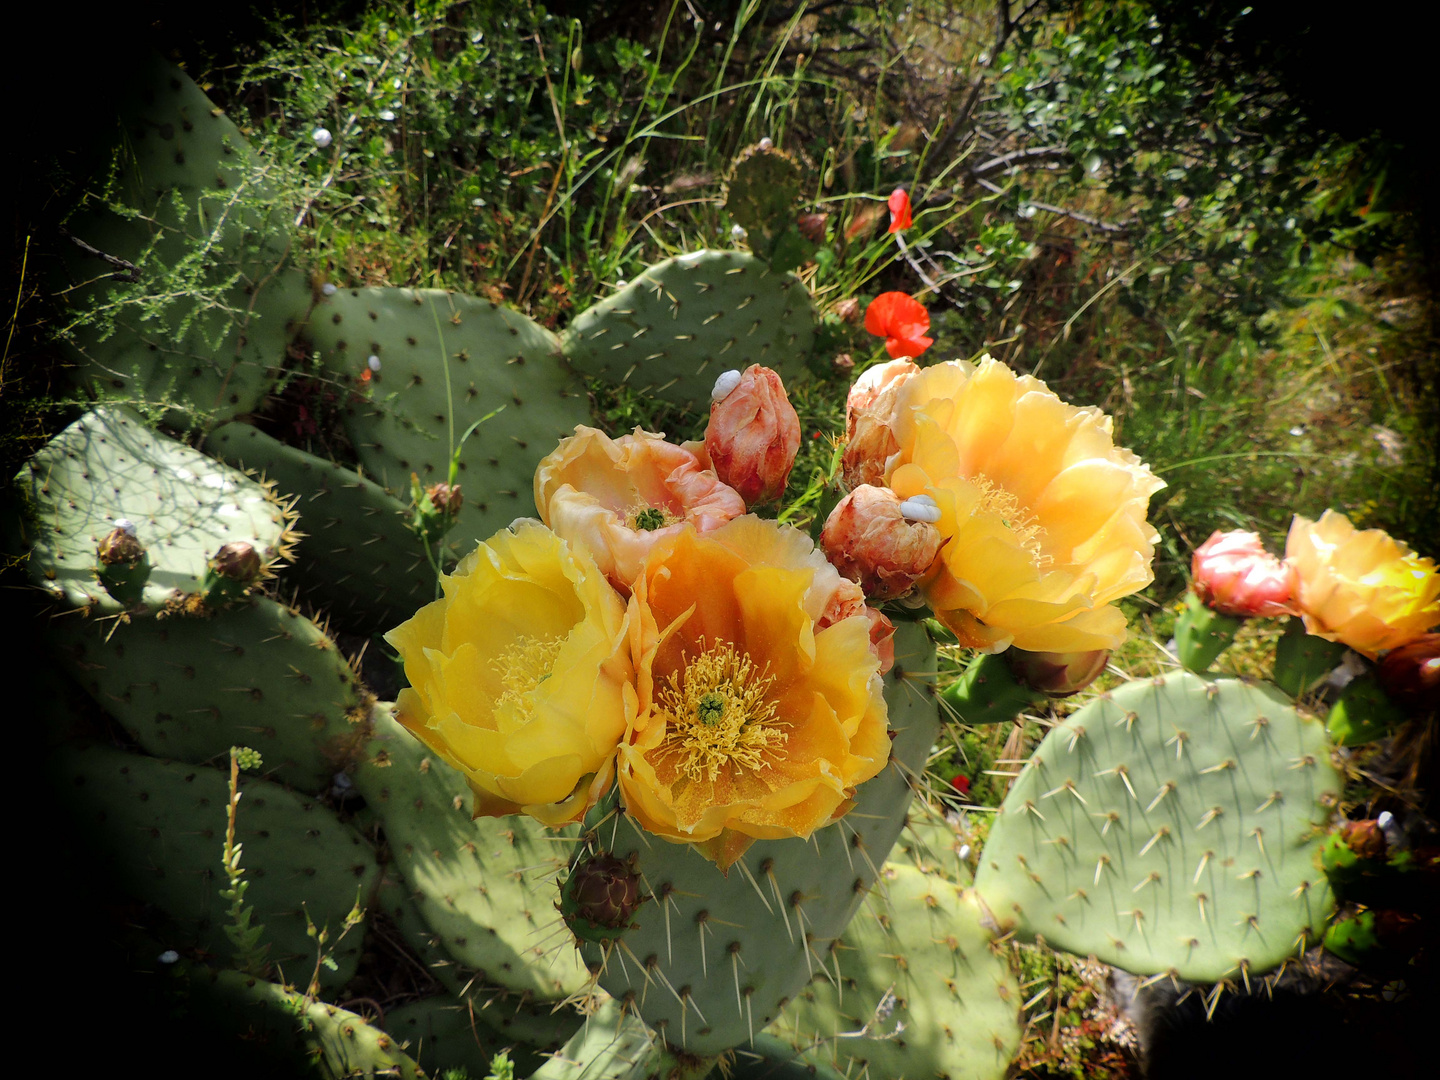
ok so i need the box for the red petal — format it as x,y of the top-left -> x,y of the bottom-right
864,292 -> 930,339
887,188 -> 913,233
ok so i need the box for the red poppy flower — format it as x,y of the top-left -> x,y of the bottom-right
864,292 -> 934,359
949,774 -> 971,796
887,187 -> 912,233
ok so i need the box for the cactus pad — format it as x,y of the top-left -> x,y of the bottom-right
305,286 -> 589,546
974,671 -> 1340,981
578,622 -> 940,1055
771,864 -> 1021,1080
561,250 -> 816,412
16,407 -> 294,614
48,596 -> 373,792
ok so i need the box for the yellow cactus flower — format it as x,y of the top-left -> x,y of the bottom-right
535,426 -> 745,593
385,521 -> 634,827
1285,510 -> 1440,659
618,517 -> 890,870
875,356 -> 1164,653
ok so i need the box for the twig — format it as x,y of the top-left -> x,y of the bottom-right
57,225 -> 141,283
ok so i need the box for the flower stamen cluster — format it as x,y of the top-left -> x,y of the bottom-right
655,641 -> 786,784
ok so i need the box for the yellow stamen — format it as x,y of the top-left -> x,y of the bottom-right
493,635 -> 565,721
656,640 -> 787,782
972,476 -> 1049,565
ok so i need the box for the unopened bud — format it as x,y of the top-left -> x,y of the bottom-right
703,364 -> 800,507
1377,634 -> 1439,712
1191,530 -> 1294,618
96,526 -> 150,606
97,527 -> 144,567
425,482 -> 463,518
796,212 -> 828,244
560,853 -> 645,944
1004,646 -> 1111,698
211,541 -> 262,583
820,485 -> 943,600
841,359 -> 920,489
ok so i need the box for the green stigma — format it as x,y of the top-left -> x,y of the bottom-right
696,691 -> 727,726
634,507 -> 667,531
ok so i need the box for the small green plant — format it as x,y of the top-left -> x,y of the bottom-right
221,745 -> 269,977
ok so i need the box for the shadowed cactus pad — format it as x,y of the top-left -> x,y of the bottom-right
975,671 -> 1340,981
771,863 -> 1021,1080
17,407 -> 294,615
561,250 -> 815,411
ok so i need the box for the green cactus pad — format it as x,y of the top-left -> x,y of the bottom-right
15,407 -> 295,615
893,810 -> 975,886
55,744 -> 378,991
529,999 -> 668,1080
579,622 -> 940,1055
56,55 -> 311,430
304,286 -> 588,546
560,250 -> 816,412
205,421 -> 441,634
770,864 -> 1021,1080
723,144 -> 816,273
352,705 -> 592,1000
1273,617 -> 1348,698
48,596 -> 373,792
194,969 -> 423,1079
975,671 -> 1340,981
383,995 -> 545,1079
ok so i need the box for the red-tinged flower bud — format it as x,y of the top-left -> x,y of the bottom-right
833,297 -> 862,324
211,541 -> 262,583
887,187 -> 913,233
865,605 -> 896,676
560,852 -> 645,943
704,364 -> 801,507
97,525 -> 144,567
797,212 -> 829,243
1191,529 -> 1295,618
1339,819 -> 1388,861
820,485 -> 943,600
841,359 -> 920,488
1004,646 -> 1111,698
425,482 -> 463,518
950,774 -> 971,796
1378,634 -> 1439,711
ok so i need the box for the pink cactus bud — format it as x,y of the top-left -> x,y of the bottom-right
1191,529 -> 1295,618
703,364 -> 801,507
841,359 -> 919,489
820,485 -> 943,600
1377,633 -> 1439,711
1004,646 -> 1111,698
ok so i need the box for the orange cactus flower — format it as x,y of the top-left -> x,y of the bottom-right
887,187 -> 913,233
618,517 -> 890,870
864,292 -> 933,360
535,426 -> 745,593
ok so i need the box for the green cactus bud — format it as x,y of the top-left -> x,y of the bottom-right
559,852 -> 645,943
1004,645 -> 1110,698
939,651 -> 1046,725
203,540 -> 264,606
1173,590 -> 1243,673
95,523 -> 151,606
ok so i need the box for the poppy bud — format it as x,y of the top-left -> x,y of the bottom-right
703,364 -> 801,507
1377,634 -> 1439,712
1004,646 -> 1111,698
408,474 -> 463,546
832,352 -> 855,373
425,482 -> 464,518
820,485 -> 943,600
887,187 -> 913,233
840,359 -> 919,488
1191,530 -> 1295,618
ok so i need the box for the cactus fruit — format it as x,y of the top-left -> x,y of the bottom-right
975,671 -> 1340,981
55,744 -> 378,992
49,596 -> 373,792
17,407 -> 295,615
55,54 -> 312,430
560,250 -> 816,412
571,622 -> 940,1055
351,706 -> 592,1000
205,421 -> 440,634
304,286 -> 590,547
769,863 -> 1022,1080
938,651 -> 1046,725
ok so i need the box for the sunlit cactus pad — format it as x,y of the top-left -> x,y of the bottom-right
48,595 -> 372,792
561,250 -> 815,411
306,285 -> 589,545
579,623 -> 940,1055
771,863 -> 1021,1080
55,744 -> 377,992
56,54 -> 310,429
351,706 -> 591,1000
975,671 -> 1339,982
17,407 -> 293,614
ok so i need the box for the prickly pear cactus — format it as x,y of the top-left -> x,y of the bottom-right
570,622 -> 939,1055
770,863 -> 1022,1080
55,55 -> 312,430
975,671 -> 1341,982
560,250 -> 815,412
16,407 -> 295,614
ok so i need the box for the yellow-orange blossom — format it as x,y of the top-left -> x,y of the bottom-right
618,516 -> 890,870
868,356 -> 1164,653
